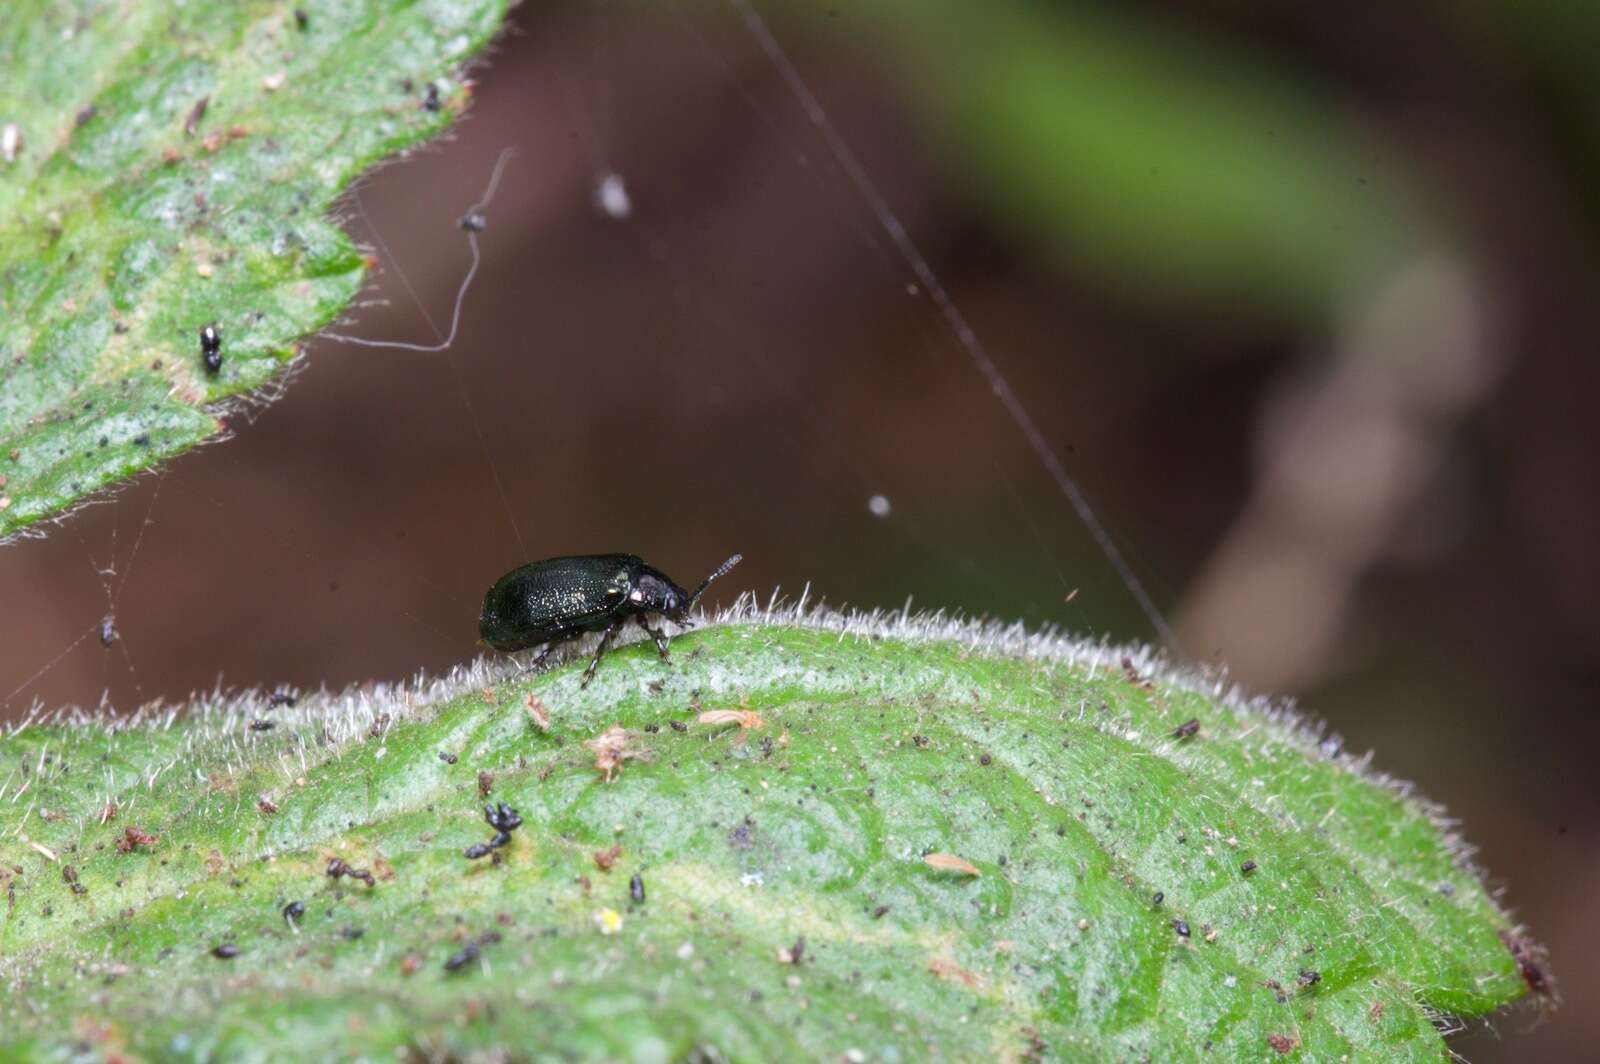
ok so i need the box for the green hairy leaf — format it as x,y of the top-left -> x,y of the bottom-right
0,0 -> 506,540
0,611 -> 1543,1060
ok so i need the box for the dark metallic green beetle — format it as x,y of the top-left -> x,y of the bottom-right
479,553 -> 742,686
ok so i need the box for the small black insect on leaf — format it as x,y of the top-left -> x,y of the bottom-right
199,324 -> 222,374
443,942 -> 479,972
478,554 -> 741,688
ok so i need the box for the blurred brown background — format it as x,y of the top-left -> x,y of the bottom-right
2,2 -> 1595,1057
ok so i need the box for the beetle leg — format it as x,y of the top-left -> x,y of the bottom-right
581,620 -> 623,688
516,633 -> 568,674
534,633 -> 566,668
637,615 -> 672,662
530,642 -> 556,670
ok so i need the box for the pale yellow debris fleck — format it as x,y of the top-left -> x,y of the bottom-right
923,852 -> 980,876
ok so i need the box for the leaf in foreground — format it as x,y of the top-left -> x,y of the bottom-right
0,0 -> 506,540
0,614 -> 1545,1059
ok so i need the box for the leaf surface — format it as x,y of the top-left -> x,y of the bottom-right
0,614 -> 1539,1060
0,0 -> 506,539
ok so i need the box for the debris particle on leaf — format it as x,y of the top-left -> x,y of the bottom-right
927,956 -> 982,989
524,693 -> 550,730
923,852 -> 980,877
116,826 -> 159,853
592,845 -> 622,872
698,709 -> 765,730
777,936 -> 806,965
1500,930 -> 1552,996
584,725 -> 646,782
464,803 -> 523,859
326,857 -> 375,887
183,95 -> 209,136
594,908 -> 623,935
485,803 -> 522,835
728,818 -> 756,852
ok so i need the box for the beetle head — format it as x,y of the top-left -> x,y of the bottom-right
628,571 -> 684,615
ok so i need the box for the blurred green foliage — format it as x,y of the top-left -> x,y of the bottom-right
874,1 -> 1434,323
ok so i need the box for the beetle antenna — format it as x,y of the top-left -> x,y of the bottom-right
688,554 -> 743,609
